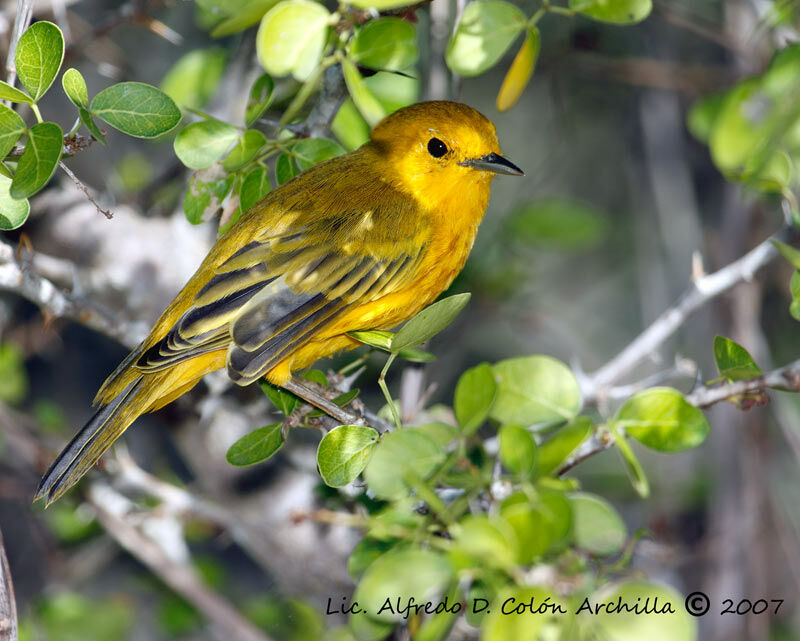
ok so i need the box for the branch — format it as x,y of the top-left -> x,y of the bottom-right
59,161 -> 114,219
303,64 -> 348,138
0,239 -> 147,349
685,358 -> 800,408
583,226 -> 796,402
560,358 -> 800,475
87,483 -> 274,641
0,528 -> 17,641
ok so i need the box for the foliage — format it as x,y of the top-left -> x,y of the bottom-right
0,21 -> 179,229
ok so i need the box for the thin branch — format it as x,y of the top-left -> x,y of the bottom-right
59,161 -> 113,219
87,483 -> 274,641
0,238 -> 147,349
6,0 -> 33,86
560,358 -> 800,475
0,528 -> 17,641
583,226 -> 796,402
303,64 -> 348,138
685,358 -> 800,408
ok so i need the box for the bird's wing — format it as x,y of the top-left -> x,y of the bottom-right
134,197 -> 428,385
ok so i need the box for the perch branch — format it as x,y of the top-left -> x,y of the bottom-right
59,161 -> 114,219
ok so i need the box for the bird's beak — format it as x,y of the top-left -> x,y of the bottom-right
459,152 -> 524,176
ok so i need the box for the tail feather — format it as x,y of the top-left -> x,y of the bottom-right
35,379 -> 143,505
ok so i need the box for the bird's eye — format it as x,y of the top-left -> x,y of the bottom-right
427,137 -> 448,158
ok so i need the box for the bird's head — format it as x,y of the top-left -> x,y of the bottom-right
369,101 -> 523,193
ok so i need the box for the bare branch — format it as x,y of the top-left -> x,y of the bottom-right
59,161 -> 114,219
304,64 -> 348,138
87,483 -> 274,641
0,528 -> 17,641
0,238 -> 148,349
583,226 -> 796,402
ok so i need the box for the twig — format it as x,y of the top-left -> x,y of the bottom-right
0,527 -> 17,641
583,226 -> 796,402
0,238 -> 147,349
560,358 -> 800,475
59,161 -> 113,219
685,358 -> 800,408
6,0 -> 33,86
303,64 -> 348,138
87,483 -> 274,641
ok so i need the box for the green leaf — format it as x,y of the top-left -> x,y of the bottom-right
91,82 -> 182,138
226,422 -> 284,466
317,424 -> 379,487
0,341 -> 29,404
259,379 -> 300,415
0,175 -> 30,230
570,0 -> 653,24
412,585 -> 461,641
508,198 -> 609,248
10,121 -> 62,199
713,335 -> 762,382
343,58 -> 387,127
454,362 -> 497,435
450,514 -> 518,569
239,166 -> 272,212
397,347 -> 435,362
687,91 -> 726,143
499,499 -> 553,563
61,68 -> 89,109
391,293 -> 471,352
490,355 -> 582,426
772,238 -> 800,270
350,18 -> 418,72
16,21 -> 64,101
482,587 -> 558,641
611,423 -> 650,498
276,153 -> 298,184
348,329 -> 393,350
364,427 -> 445,500
496,27 -> 539,112
569,492 -> 626,555
446,0 -> 526,77
0,104 -> 27,159
353,548 -> 454,623
586,581 -> 696,641
346,0 -> 417,9
184,167 -> 234,224
536,416 -> 592,477
413,421 -> 458,447
161,48 -> 228,110
174,120 -> 239,170
223,129 -> 267,171
0,80 -> 32,104
256,0 -> 331,81
791,271 -> 800,321
612,387 -> 710,453
293,137 -> 346,171
210,0 -> 282,37
78,107 -> 106,144
245,73 -> 275,126
499,424 -> 537,476
347,538 -> 396,580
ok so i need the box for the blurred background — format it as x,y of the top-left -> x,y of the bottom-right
2,0 -> 800,640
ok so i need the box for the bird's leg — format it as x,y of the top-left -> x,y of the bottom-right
283,376 -> 364,425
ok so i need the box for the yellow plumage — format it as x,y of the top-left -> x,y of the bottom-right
36,100 -> 523,504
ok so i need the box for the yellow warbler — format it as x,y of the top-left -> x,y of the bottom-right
36,100 -> 523,504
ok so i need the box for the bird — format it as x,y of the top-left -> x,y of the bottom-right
35,100 -> 523,504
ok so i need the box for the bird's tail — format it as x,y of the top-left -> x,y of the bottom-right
35,378 -> 144,505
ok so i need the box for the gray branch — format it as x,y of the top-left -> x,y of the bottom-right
0,528 -> 17,641
583,226 -> 795,401
0,238 -> 147,349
